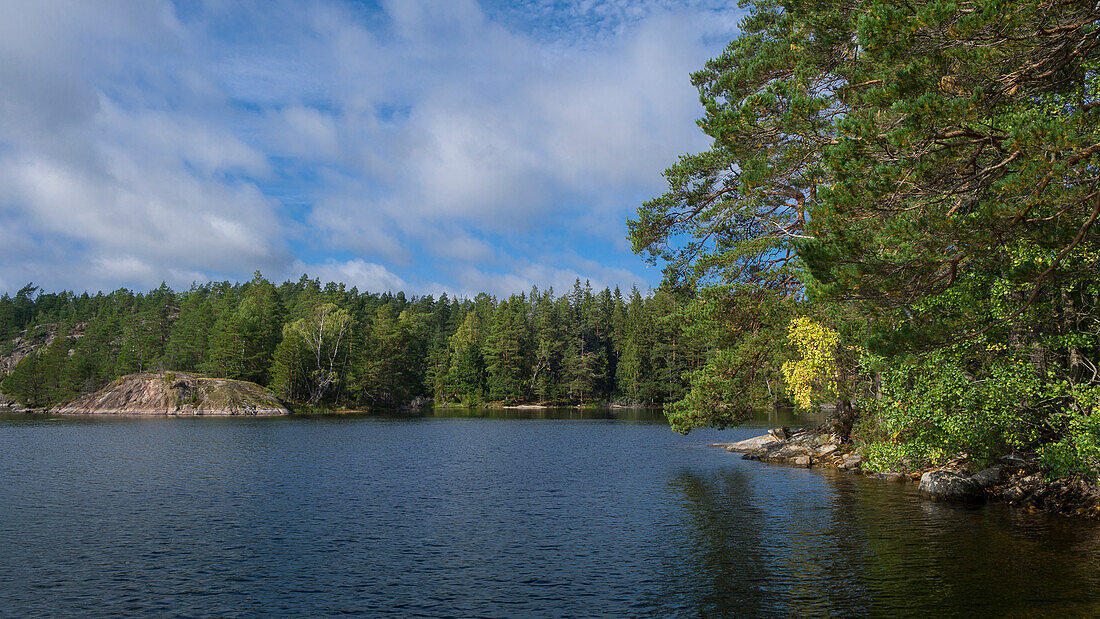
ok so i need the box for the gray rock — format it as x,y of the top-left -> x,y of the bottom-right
1004,473 -> 1046,503
792,455 -> 812,467
919,470 -> 986,502
818,444 -> 838,456
970,466 -> 1005,489
768,426 -> 790,441
724,434 -> 780,453
839,453 -> 863,470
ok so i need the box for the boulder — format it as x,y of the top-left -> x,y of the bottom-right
970,466 -> 1005,489
1004,473 -> 1046,503
839,453 -> 863,470
792,455 -> 812,467
768,426 -> 790,441
919,470 -> 986,503
724,434 -> 780,453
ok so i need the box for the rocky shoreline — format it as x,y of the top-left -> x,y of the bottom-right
713,426 -> 1100,520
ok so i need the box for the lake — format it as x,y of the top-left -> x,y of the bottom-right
2,408 -> 1099,616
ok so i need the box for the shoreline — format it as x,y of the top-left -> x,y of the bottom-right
716,427 -> 1100,520
2,406 -> 288,417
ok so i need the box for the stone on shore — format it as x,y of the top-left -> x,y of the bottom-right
1003,473 -> 1046,503
723,434 -> 781,453
970,466 -> 1005,489
919,470 -> 986,503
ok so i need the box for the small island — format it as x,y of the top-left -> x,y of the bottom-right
50,372 -> 289,416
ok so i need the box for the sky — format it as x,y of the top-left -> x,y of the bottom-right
0,0 -> 741,298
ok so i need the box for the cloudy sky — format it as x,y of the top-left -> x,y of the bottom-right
0,0 -> 740,297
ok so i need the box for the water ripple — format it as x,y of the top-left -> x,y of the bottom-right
2,413 -> 1099,617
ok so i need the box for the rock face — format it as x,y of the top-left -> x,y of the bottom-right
52,372 -> 290,416
1,327 -> 54,378
919,470 -> 986,503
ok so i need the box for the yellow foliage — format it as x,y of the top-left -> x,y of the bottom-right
781,317 -> 839,410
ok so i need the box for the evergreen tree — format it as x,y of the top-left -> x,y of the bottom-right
483,296 -> 531,403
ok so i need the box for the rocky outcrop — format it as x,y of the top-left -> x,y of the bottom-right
52,372 -> 290,416
721,427 -> 864,471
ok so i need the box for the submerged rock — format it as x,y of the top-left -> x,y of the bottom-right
919,470 -> 986,503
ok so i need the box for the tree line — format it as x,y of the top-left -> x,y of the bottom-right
0,275 -> 708,410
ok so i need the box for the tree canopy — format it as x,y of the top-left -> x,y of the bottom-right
630,0 -> 1100,476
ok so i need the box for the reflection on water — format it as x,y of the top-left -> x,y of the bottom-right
667,466 -> 1100,616
0,409 -> 1097,616
392,406 -> 670,422
368,404 -> 823,425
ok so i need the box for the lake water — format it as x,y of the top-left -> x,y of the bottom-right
2,408 -> 1099,617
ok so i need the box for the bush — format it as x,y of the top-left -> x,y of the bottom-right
1039,385 -> 1100,479
856,352 -> 1044,472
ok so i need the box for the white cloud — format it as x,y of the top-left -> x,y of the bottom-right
441,258 -> 650,299
0,0 -> 739,295
269,105 -> 341,160
304,0 -> 726,244
291,259 -> 408,292
0,0 -> 292,293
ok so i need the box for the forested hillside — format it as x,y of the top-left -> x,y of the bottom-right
629,0 -> 1099,478
0,276 -> 707,410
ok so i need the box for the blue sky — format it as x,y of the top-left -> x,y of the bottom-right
0,0 -> 741,297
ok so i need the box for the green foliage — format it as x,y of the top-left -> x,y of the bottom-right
630,0 -> 1100,482
1039,385 -> 1100,479
856,352 -> 1044,471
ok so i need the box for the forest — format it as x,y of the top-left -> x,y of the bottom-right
0,276 -> 706,412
